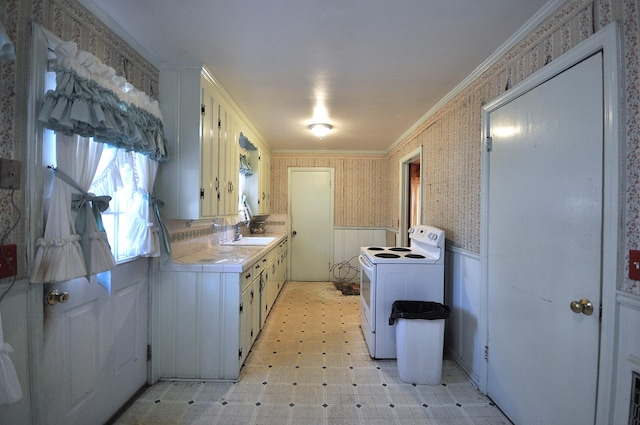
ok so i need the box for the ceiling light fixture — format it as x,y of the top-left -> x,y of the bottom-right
309,123 -> 332,138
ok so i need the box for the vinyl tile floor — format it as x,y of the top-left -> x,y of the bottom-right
114,282 -> 512,425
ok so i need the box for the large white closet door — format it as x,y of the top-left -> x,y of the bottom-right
486,53 -> 603,424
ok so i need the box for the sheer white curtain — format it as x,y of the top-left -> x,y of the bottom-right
68,135 -> 116,275
110,151 -> 154,258
135,153 -> 161,257
89,150 -> 161,260
31,135 -> 116,283
31,140 -> 87,283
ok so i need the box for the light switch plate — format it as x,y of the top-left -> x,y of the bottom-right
0,158 -> 21,189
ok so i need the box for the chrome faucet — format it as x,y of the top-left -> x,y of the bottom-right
233,223 -> 242,241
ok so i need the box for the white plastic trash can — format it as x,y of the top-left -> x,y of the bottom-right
389,301 -> 450,385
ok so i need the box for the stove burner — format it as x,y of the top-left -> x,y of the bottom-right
368,247 -> 385,251
375,253 -> 401,258
389,247 -> 411,252
405,254 -> 426,259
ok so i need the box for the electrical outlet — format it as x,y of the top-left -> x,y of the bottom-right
630,250 -> 640,280
0,158 -> 20,189
0,244 -> 17,278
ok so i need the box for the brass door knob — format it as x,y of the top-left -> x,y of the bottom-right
570,298 -> 593,315
47,289 -> 70,305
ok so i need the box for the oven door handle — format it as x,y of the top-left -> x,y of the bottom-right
358,255 -> 374,274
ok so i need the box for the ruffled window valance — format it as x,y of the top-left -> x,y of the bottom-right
38,41 -> 168,161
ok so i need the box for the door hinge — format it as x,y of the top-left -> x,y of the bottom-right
201,104 -> 205,115
484,345 -> 489,361
239,302 -> 243,314
200,188 -> 205,199
218,118 -> 221,129
485,137 -> 493,152
147,344 -> 152,362
239,348 -> 242,358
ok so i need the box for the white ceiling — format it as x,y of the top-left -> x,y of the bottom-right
80,0 -> 551,153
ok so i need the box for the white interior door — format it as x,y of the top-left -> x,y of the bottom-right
41,260 -> 149,425
288,168 -> 333,281
486,52 -> 603,425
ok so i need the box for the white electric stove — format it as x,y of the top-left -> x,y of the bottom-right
359,225 -> 445,358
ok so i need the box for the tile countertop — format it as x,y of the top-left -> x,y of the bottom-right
160,233 -> 287,273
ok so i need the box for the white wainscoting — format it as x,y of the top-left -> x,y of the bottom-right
332,228 -> 387,282
0,280 -> 32,425
444,246 -> 483,387
613,292 -> 640,424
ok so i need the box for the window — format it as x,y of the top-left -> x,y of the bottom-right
43,73 -> 157,264
91,148 -> 157,262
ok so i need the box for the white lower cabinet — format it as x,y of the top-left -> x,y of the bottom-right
156,239 -> 287,380
156,271 -> 241,380
240,263 -> 261,365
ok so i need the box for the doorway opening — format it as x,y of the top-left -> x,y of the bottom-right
399,147 -> 422,246
408,161 -> 420,228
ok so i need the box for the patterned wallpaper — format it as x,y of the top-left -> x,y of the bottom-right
270,154 -> 388,228
33,0 -> 160,96
0,0 -> 24,278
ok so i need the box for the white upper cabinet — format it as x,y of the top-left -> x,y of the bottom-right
157,65 -> 245,219
222,109 -> 240,216
258,149 -> 271,215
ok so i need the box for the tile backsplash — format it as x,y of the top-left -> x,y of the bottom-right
165,214 -> 288,258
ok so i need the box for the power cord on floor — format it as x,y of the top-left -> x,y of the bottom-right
0,188 -> 21,303
330,255 -> 360,283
